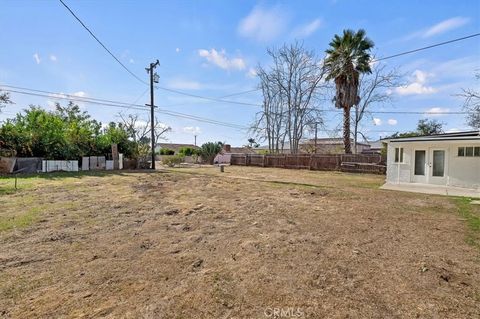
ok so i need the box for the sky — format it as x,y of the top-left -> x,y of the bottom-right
0,0 -> 479,146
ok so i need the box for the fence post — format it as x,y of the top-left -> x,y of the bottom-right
262,155 -> 266,167
284,154 -> 287,169
309,154 -> 313,170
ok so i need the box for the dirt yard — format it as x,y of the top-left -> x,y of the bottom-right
1,166 -> 479,318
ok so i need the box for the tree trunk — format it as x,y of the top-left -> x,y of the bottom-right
343,106 -> 352,154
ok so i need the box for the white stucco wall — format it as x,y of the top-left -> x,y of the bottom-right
447,145 -> 480,189
386,140 -> 480,189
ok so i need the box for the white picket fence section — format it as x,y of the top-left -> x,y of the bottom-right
42,160 -> 79,172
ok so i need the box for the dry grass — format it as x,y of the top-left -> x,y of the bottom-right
0,166 -> 479,318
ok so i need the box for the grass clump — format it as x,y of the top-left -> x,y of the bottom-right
455,197 -> 480,248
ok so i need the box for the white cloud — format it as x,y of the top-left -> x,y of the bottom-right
33,53 -> 41,64
373,118 -> 382,126
183,126 -> 201,135
198,48 -> 246,71
238,5 -> 288,42
72,91 -> 86,98
47,91 -> 87,109
395,70 -> 437,95
387,119 -> 398,125
49,55 -> 57,62
423,17 -> 470,38
424,107 -> 450,117
167,78 -> 202,90
246,68 -> 257,78
129,58 -> 135,64
175,48 -> 181,53
292,18 -> 323,38
446,128 -> 461,133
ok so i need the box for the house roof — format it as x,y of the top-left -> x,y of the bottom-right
387,130 -> 480,143
228,147 -> 256,154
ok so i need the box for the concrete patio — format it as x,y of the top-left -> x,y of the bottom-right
381,182 -> 480,198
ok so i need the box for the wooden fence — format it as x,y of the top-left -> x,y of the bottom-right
230,153 -> 386,174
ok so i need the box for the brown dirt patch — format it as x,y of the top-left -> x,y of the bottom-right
0,167 -> 479,318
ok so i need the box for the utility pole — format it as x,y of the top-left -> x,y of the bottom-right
194,135 -> 197,146
146,60 -> 160,170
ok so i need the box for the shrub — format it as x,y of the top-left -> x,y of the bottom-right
200,142 -> 223,164
178,146 -> 199,156
162,154 -> 184,167
159,148 -> 175,155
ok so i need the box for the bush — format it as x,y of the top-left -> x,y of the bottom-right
178,146 -> 199,156
200,141 -> 223,164
162,154 -> 184,167
159,148 -> 175,155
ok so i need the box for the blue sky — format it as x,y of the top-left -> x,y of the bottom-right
1,0 -> 479,146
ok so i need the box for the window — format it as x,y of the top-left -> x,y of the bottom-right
394,147 -> 404,163
466,147 -> 474,157
458,146 -> 480,157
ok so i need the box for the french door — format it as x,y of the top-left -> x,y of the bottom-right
429,148 -> 447,185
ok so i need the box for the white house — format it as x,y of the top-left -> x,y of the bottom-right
384,131 -> 480,195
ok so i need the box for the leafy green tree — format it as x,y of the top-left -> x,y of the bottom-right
416,119 -> 444,136
325,29 -> 374,153
0,103 -> 137,159
384,119 -> 444,139
200,141 -> 223,164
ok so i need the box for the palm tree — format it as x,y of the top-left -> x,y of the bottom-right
325,29 -> 374,154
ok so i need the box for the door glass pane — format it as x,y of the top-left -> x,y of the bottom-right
432,150 -> 445,177
475,147 -> 480,157
414,150 -> 425,175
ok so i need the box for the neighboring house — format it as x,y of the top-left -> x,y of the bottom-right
300,138 -> 371,154
362,140 -> 384,154
155,143 -> 198,155
384,131 -> 480,191
214,144 -> 256,164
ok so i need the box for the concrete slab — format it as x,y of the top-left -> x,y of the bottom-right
381,182 -> 480,198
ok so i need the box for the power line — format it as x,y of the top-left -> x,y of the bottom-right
1,88 -> 248,129
154,86 -> 261,107
373,33 -> 480,62
2,85 -> 472,116
156,33 -> 480,106
59,0 -> 148,86
58,0 -> 263,107
57,0 -> 479,111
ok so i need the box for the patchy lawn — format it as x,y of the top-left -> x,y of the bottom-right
0,167 -> 479,318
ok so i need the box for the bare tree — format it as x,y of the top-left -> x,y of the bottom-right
459,73 -> 480,129
118,113 -> 171,145
352,63 -> 403,152
252,42 -> 327,154
252,66 -> 288,153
